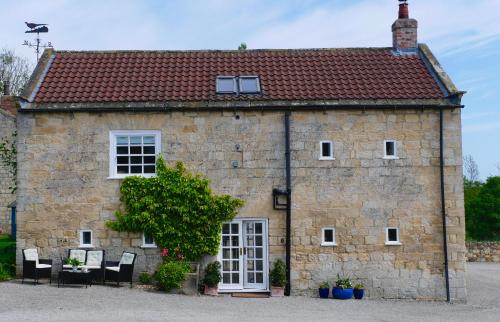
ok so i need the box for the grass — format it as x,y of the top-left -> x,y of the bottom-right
0,234 -> 15,280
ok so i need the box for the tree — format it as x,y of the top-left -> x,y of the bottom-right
465,176 -> 500,241
107,157 -> 244,261
238,42 -> 247,51
0,49 -> 33,95
463,155 -> 480,182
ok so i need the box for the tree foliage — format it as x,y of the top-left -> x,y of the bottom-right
0,49 -> 32,95
464,176 -> 500,241
0,131 -> 16,193
107,157 -> 244,261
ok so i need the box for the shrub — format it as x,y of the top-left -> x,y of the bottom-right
107,157 -> 244,261
269,259 -> 286,287
155,260 -> 190,291
139,272 -> 152,285
319,281 -> 330,289
202,261 -> 221,287
335,274 -> 352,289
0,263 -> 13,282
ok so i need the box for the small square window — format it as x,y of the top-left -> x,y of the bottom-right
80,230 -> 93,247
319,141 -> 334,160
142,233 -> 157,248
321,227 -> 336,246
384,140 -> 398,159
385,227 -> 401,245
216,76 -> 237,93
239,76 -> 260,93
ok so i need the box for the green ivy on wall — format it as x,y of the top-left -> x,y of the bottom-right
107,157 -> 244,261
0,131 -> 16,193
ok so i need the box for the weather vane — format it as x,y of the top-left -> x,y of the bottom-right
22,22 -> 53,61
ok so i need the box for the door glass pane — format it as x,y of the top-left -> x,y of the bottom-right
231,224 -> 239,234
256,260 -> 263,271
222,248 -> 230,259
247,260 -> 254,270
256,272 -> 263,283
247,273 -> 255,283
247,236 -> 254,246
231,236 -> 239,246
231,248 -> 239,259
232,273 -> 239,284
223,261 -> 230,271
246,224 -> 254,234
255,236 -> 262,246
255,223 -> 262,234
256,248 -> 263,258
247,249 -> 254,259
232,261 -> 239,271
223,273 -> 230,284
222,236 -> 229,246
222,224 -> 230,234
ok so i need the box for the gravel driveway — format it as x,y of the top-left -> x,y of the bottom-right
0,263 -> 499,322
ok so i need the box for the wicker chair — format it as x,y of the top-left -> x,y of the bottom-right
22,248 -> 52,284
104,251 -> 137,287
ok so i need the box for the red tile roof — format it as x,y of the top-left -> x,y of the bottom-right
33,48 -> 444,103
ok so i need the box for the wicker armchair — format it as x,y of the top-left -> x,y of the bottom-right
104,251 -> 137,287
22,248 -> 52,284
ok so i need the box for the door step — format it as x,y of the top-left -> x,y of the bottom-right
231,292 -> 270,298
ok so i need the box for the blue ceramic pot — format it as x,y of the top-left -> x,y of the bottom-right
332,287 -> 353,300
319,288 -> 330,298
353,288 -> 364,299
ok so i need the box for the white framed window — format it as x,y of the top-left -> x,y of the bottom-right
319,141 -> 334,160
79,230 -> 93,248
109,130 -> 161,179
216,76 -> 237,93
385,227 -> 401,245
142,232 -> 157,248
383,140 -> 398,159
239,76 -> 261,93
321,227 -> 336,246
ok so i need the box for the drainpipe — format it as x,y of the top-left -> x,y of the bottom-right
284,112 -> 292,296
439,107 -> 451,302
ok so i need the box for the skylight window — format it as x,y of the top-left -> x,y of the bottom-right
239,76 -> 260,93
216,76 -> 237,93
216,76 -> 261,94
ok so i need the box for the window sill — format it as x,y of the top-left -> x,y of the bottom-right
79,245 -> 95,249
107,174 -> 157,180
319,157 -> 335,161
383,156 -> 399,160
385,242 -> 402,246
141,245 -> 157,249
320,243 -> 337,247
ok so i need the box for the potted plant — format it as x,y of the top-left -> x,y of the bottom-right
65,258 -> 82,272
332,274 -> 353,300
269,259 -> 286,297
319,281 -> 330,299
202,261 -> 221,296
354,283 -> 365,300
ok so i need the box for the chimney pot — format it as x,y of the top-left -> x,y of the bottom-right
398,3 -> 409,19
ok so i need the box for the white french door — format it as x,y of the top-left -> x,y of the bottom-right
219,219 -> 268,291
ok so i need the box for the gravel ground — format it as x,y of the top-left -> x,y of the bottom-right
0,263 -> 499,322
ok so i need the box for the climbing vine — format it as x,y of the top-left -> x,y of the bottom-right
0,131 -> 16,193
107,157 -> 244,261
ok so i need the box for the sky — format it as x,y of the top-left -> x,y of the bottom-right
1,0 -> 499,179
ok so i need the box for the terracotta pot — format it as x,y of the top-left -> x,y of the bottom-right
271,286 -> 285,297
204,285 -> 218,296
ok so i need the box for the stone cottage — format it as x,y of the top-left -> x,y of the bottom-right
0,93 -> 17,235
16,3 -> 466,301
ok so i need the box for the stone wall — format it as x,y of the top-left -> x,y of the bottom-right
0,104 -> 16,235
466,241 -> 500,262
16,108 -> 465,301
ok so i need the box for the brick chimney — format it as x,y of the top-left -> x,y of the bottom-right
392,1 -> 418,52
